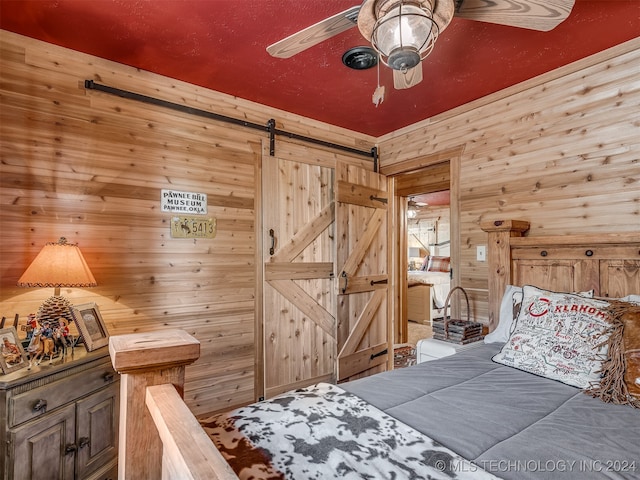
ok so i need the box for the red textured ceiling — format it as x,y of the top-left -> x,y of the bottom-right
1,0 -> 639,137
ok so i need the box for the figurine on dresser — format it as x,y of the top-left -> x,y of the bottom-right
53,317 -> 74,360
26,320 -> 54,368
26,315 -> 77,369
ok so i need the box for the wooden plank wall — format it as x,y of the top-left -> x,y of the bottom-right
1,29 -> 638,416
380,38 -> 640,324
408,206 -> 450,257
0,30 -> 375,416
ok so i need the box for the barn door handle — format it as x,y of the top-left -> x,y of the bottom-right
340,271 -> 348,294
370,279 -> 388,286
369,195 -> 388,204
370,348 -> 388,360
269,229 -> 275,255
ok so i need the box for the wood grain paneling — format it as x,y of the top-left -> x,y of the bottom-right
381,38 -> 640,326
2,28 -> 638,417
0,30 -> 375,416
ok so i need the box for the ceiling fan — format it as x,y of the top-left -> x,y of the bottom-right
409,197 -> 428,208
407,196 -> 428,218
267,0 -> 575,90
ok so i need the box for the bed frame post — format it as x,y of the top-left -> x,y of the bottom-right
480,220 -> 530,331
109,329 -> 200,480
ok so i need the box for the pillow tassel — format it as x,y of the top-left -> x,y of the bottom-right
586,301 -> 640,408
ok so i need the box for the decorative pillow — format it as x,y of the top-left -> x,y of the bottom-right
492,285 -> 611,389
620,295 -> 640,305
485,286 -> 594,344
586,302 -> 640,407
426,255 -> 450,273
484,285 -> 521,344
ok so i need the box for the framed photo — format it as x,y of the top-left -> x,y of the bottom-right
71,303 -> 109,351
0,327 -> 29,374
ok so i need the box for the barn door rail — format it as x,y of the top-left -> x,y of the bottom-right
84,80 -> 378,166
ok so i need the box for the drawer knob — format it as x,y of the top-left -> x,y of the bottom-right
65,443 -> 77,455
32,399 -> 47,413
103,372 -> 114,382
585,249 -> 594,257
78,437 -> 91,449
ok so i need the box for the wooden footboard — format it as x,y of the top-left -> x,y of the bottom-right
407,284 -> 433,324
109,329 -> 238,479
407,283 -> 447,324
146,384 -> 237,479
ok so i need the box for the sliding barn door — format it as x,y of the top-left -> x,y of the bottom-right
336,161 -> 390,381
262,154 -> 336,398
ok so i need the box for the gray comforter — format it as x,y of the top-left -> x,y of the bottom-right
342,343 -> 640,480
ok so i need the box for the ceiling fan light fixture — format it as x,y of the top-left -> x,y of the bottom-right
387,46 -> 420,71
370,0 -> 439,71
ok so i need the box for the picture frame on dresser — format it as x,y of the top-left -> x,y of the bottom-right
71,302 -> 109,351
0,327 -> 29,374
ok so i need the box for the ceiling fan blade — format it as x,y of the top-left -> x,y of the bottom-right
266,6 -> 360,59
455,0 -> 575,32
393,65 -> 423,90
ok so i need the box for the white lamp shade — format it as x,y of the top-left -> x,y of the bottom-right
371,2 -> 438,69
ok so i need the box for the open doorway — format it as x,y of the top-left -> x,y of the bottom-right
390,158 -> 458,346
405,191 -> 451,345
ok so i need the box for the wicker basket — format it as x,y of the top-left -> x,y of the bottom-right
432,286 -> 484,344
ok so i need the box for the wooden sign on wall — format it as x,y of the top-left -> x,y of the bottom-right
171,216 -> 216,239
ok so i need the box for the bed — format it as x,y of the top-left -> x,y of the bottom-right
109,220 -> 640,480
407,258 -> 451,324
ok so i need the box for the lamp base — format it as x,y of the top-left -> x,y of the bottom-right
37,295 -> 74,325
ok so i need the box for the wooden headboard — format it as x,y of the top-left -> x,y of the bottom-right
482,220 -> 640,330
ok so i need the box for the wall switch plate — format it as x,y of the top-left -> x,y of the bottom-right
477,245 -> 487,262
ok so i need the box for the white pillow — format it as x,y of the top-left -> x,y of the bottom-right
492,285 -> 611,389
485,285 -> 594,344
484,285 -> 521,344
620,294 -> 640,305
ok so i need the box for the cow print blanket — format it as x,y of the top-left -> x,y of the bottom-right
200,383 -> 498,480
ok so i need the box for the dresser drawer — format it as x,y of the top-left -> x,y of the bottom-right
8,362 -> 117,427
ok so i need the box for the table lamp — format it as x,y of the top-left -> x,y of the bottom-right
17,237 -> 97,324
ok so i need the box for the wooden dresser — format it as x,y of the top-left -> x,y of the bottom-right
0,348 -> 119,480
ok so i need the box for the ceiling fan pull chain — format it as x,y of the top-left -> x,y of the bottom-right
372,53 -> 385,107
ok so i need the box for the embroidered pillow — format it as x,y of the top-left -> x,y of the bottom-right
493,285 -> 611,389
485,286 -> 595,344
426,256 -> 450,273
